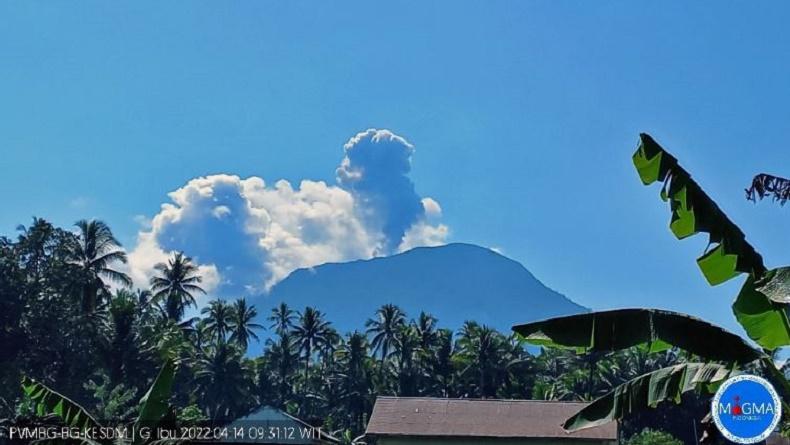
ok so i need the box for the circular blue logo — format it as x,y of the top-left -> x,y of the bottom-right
712,374 -> 781,444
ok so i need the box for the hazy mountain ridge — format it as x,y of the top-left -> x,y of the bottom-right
257,243 -> 587,333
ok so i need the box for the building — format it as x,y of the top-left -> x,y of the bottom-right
365,397 -> 617,445
216,406 -> 338,444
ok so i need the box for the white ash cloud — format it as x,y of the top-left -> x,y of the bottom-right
127,129 -> 448,295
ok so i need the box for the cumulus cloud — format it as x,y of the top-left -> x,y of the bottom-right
398,198 -> 448,252
127,129 -> 448,295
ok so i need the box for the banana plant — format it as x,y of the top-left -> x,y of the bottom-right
513,134 -> 790,432
20,359 -> 175,445
633,133 -> 790,349
747,173 -> 790,205
514,309 -> 779,431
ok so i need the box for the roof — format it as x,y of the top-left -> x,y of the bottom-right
220,406 -> 338,444
365,397 -> 617,441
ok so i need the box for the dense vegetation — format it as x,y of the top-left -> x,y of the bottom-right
510,134 -> 790,443
625,429 -> 682,445
0,217 -> 699,441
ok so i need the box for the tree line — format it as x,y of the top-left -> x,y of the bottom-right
0,217 -> 690,440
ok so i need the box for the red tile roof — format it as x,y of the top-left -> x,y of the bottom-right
365,397 -> 617,441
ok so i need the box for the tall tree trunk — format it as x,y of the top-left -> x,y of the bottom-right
304,343 -> 311,381
379,344 -> 388,378
480,364 -> 486,398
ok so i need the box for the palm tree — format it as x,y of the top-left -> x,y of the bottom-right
365,304 -> 406,374
393,324 -> 421,396
69,220 -> 131,312
194,342 -> 254,421
150,252 -> 205,321
457,322 -> 505,398
414,311 -> 438,351
188,318 -> 212,351
268,302 -> 296,336
427,329 -> 455,397
265,332 -> 298,407
293,307 -> 331,379
101,289 -> 139,386
202,299 -> 233,344
319,326 -> 341,371
229,298 -> 264,350
336,331 -> 371,431
15,217 -> 56,285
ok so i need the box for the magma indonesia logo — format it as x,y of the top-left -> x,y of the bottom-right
712,374 -> 782,444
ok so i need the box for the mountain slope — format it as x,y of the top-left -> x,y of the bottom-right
262,243 -> 587,333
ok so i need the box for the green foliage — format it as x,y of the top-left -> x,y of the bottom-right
71,219 -> 132,312
626,428 -> 683,445
83,374 -> 138,421
150,251 -> 205,321
2,215 -> 697,439
733,268 -> 790,349
177,404 -> 208,424
634,133 -> 790,350
507,134 -> 790,435
22,376 -> 100,430
133,359 -> 176,445
22,361 -> 176,445
514,309 -> 763,364
562,363 -> 731,431
633,133 -> 765,283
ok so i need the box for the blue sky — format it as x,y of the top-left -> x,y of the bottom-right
2,2 -> 790,335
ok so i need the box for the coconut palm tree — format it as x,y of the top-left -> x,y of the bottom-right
101,289 -> 140,386
336,331 -> 372,431
188,318 -> 212,351
194,342 -> 254,421
319,326 -> 341,371
457,322 -> 506,398
150,252 -> 205,321
268,302 -> 296,336
393,324 -> 421,396
69,219 -> 131,312
15,217 -> 56,286
365,304 -> 406,374
265,332 -> 298,407
426,328 -> 455,397
293,307 -> 332,379
229,298 -> 264,350
414,311 -> 438,351
202,299 -> 233,344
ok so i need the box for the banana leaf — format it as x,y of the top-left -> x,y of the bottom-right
633,134 -> 790,349
633,133 -> 766,284
746,173 -> 790,205
513,309 -> 763,364
132,359 -> 175,445
562,362 -> 732,432
22,376 -> 100,430
733,268 -> 790,349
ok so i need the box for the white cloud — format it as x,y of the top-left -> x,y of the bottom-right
211,205 -> 231,219
421,197 -> 442,218
127,129 -> 448,295
398,222 -> 449,252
